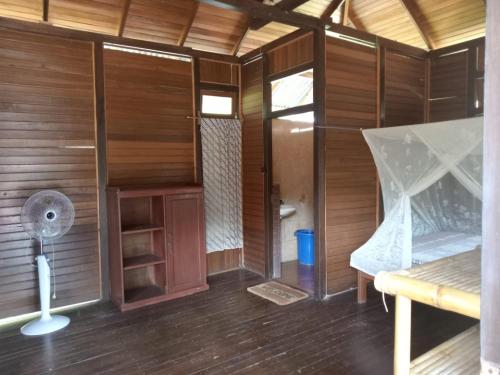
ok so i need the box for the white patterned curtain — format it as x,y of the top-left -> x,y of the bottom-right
201,118 -> 243,253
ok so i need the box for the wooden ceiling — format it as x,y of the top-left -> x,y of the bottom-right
0,0 -> 486,56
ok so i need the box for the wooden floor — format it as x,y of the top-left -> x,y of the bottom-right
0,270 -> 475,375
279,260 -> 315,293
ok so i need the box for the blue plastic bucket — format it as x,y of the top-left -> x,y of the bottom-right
295,229 -> 314,266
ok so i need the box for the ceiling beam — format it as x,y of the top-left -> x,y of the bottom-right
43,0 -> 49,22
398,0 -> 435,49
117,0 -> 131,37
178,2 -> 199,46
231,17 -> 249,55
341,0 -> 350,26
197,0 -> 323,30
320,0 -> 344,22
249,0 -> 309,30
348,5 -> 365,31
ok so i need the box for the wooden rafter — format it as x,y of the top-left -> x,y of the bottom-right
250,0 -> 309,30
341,0 -> 350,26
349,6 -> 365,31
178,2 -> 199,46
398,0 -> 435,49
198,0 -> 323,29
43,0 -> 49,22
231,16 -> 249,56
117,0 -> 131,37
320,0 -> 344,22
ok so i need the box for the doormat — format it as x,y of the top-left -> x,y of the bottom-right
247,281 -> 309,306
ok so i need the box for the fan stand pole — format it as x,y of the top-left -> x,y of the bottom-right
20,243 -> 70,336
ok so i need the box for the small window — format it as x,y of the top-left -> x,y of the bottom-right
201,92 -> 235,116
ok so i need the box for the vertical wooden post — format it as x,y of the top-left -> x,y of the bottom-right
313,28 -> 327,300
481,0 -> 500,373
93,42 -> 109,299
423,57 -> 430,123
192,57 -> 203,184
394,295 -> 412,375
262,53 -> 274,280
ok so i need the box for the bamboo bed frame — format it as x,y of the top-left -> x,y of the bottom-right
374,248 -> 480,375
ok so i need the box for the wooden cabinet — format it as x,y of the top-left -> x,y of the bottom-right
166,193 -> 206,293
108,186 -> 208,311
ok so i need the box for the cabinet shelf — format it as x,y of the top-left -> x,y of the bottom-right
124,285 -> 165,304
121,224 -> 164,235
123,254 -> 165,270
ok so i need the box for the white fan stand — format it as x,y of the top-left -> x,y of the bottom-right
20,254 -> 70,336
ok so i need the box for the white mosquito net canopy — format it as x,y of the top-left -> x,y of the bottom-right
351,117 -> 483,276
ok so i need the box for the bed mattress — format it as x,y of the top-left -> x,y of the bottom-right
412,231 -> 481,265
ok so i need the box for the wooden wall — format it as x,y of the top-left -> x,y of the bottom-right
267,32 -> 314,76
206,249 -> 241,275
104,50 -> 195,186
429,38 -> 485,122
383,50 -> 426,126
324,37 -> 378,294
241,59 -> 266,275
199,59 -> 239,86
0,29 -> 101,318
429,50 -> 469,122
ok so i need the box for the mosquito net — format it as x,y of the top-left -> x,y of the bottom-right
350,117 -> 483,276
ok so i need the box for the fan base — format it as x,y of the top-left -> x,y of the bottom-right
20,315 -> 70,336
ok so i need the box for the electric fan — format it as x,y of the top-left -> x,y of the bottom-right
20,190 -> 75,336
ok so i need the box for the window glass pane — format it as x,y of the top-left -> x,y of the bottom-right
271,69 -> 313,112
202,95 -> 233,115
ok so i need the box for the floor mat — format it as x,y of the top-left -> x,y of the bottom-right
247,281 -> 309,306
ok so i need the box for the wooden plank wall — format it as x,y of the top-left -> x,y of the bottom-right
241,59 -> 266,275
104,50 -> 195,186
383,50 -> 426,126
324,37 -> 378,294
429,38 -> 485,121
0,29 -> 101,319
428,50 -> 469,122
267,32 -> 314,76
199,59 -> 239,86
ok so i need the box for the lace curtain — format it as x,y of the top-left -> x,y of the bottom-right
201,118 -> 243,253
350,117 -> 483,276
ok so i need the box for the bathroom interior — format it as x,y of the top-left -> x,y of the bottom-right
271,68 -> 315,293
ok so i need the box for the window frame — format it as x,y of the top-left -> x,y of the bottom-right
200,90 -> 238,119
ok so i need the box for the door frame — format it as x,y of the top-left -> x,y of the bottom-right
261,29 -> 327,299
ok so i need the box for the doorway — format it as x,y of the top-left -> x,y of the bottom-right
267,68 -> 315,294
271,115 -> 315,293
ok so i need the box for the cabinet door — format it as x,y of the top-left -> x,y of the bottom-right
165,193 -> 206,293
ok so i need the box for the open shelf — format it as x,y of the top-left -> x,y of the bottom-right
123,254 -> 165,270
124,285 -> 165,304
410,325 -> 479,374
121,224 -> 164,235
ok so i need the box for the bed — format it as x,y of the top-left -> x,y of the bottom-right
412,231 -> 481,265
350,117 -> 483,303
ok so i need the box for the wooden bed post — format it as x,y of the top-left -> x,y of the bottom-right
481,0 -> 500,373
357,271 -> 374,303
394,295 -> 412,375
357,271 -> 368,303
